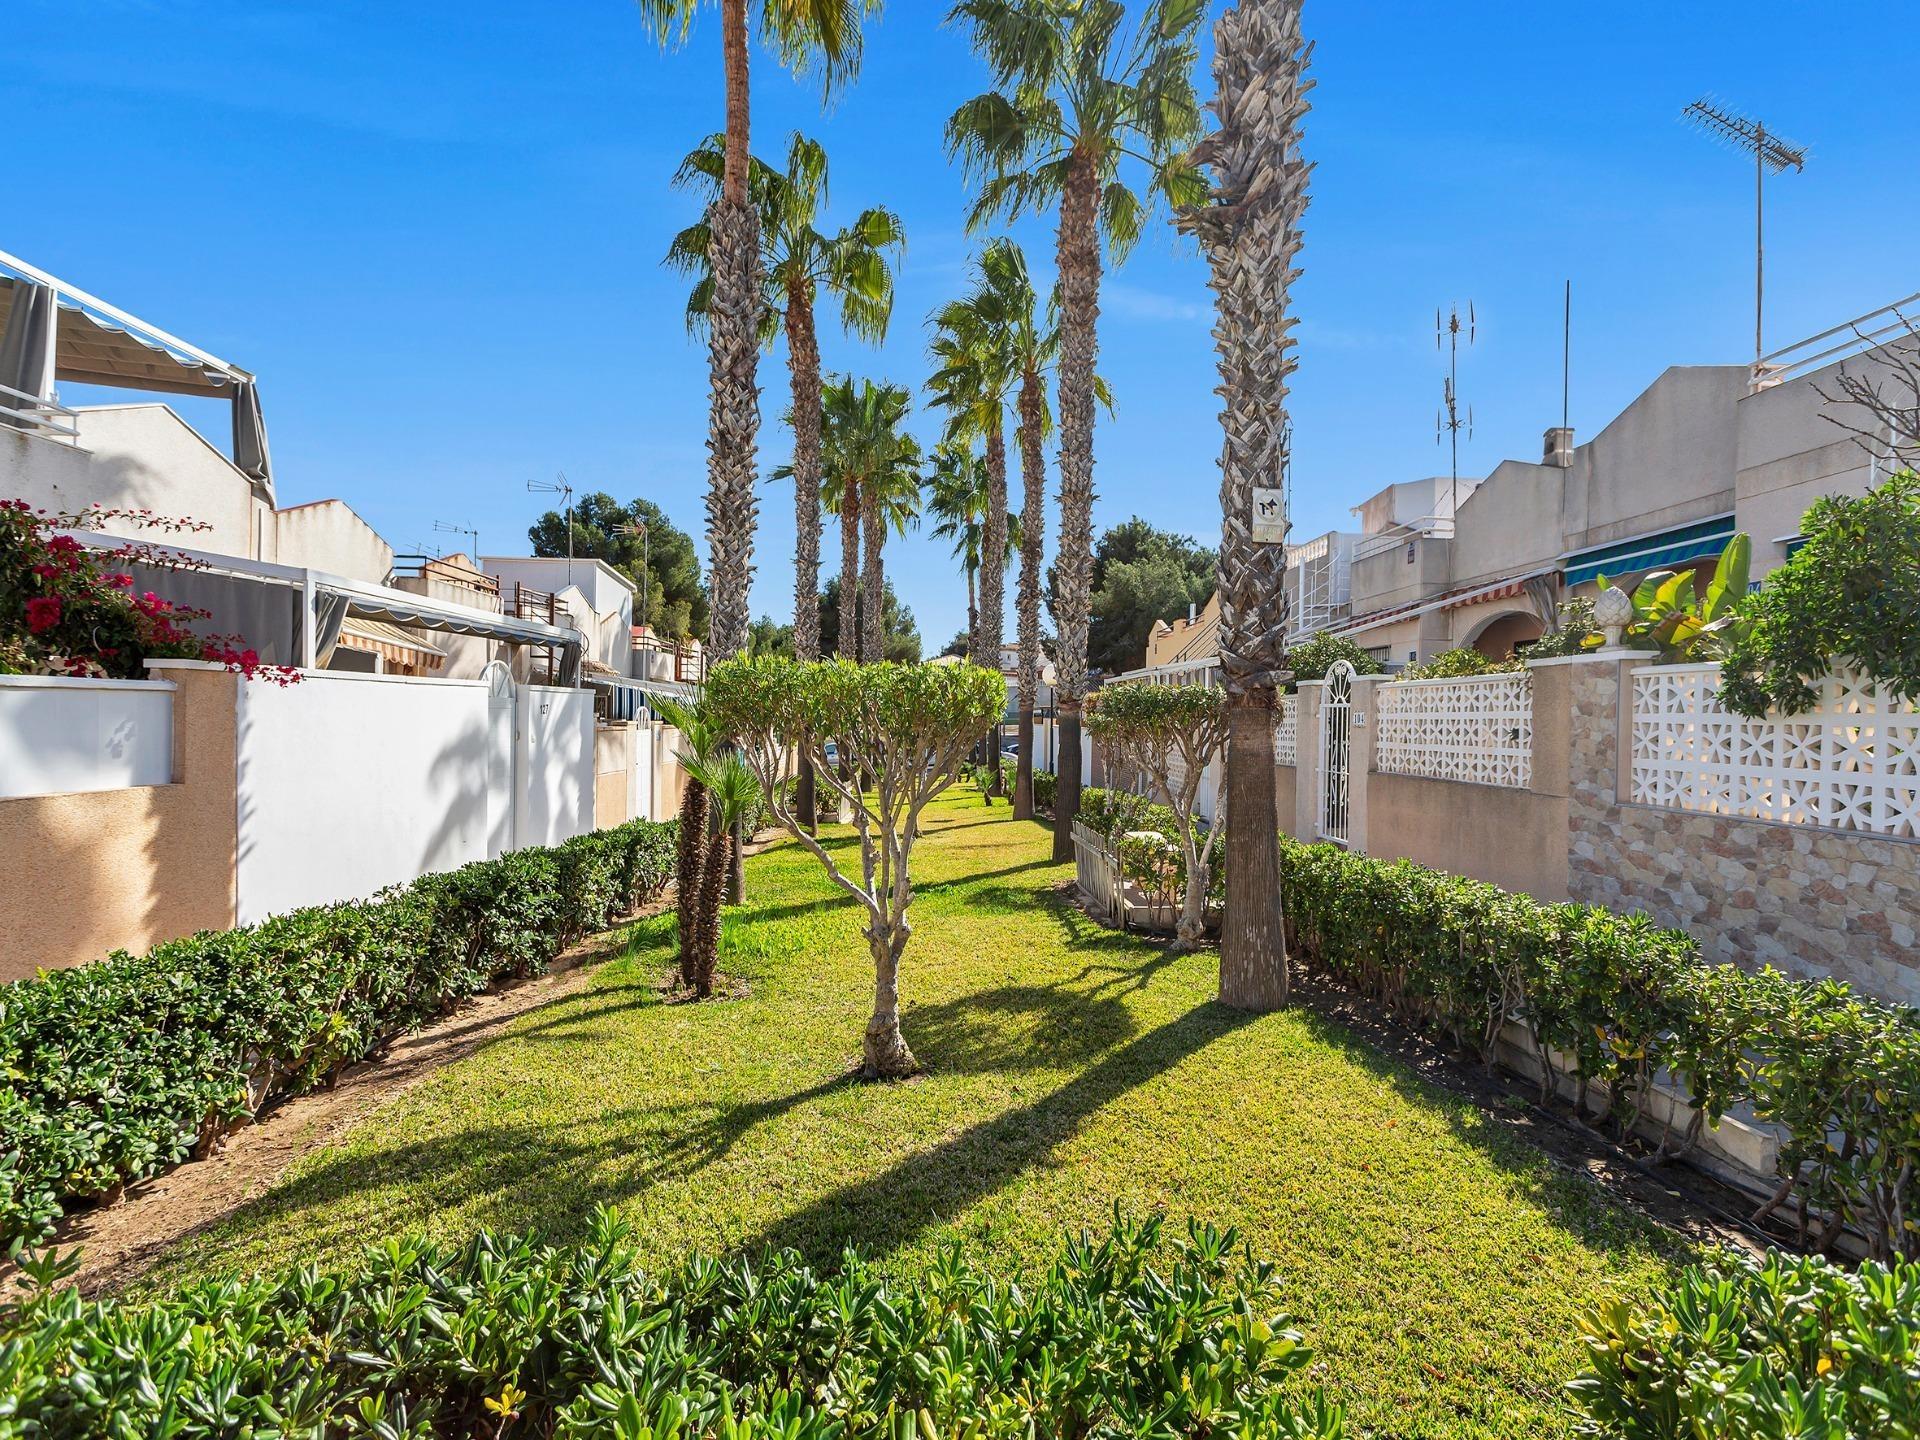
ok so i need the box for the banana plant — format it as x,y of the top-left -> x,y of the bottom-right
1588,532 -> 1753,662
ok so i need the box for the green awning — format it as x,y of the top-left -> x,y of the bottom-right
1562,515 -> 1735,588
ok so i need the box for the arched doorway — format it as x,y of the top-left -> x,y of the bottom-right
1466,609 -> 1545,662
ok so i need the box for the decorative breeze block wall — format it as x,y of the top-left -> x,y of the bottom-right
1374,672 -> 1532,789
1631,666 -> 1920,838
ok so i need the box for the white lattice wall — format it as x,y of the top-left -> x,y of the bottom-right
1275,697 -> 1297,766
1374,672 -> 1533,789
1631,666 -> 1920,837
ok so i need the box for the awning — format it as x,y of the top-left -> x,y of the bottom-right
0,269 -> 245,398
1561,514 -> 1735,588
337,618 -> 445,671
1335,568 -> 1558,639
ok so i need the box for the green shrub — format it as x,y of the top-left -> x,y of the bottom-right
1,1211 -> 1343,1439
1032,767 -> 1056,811
1270,836 -> 1920,1262
0,818 -> 675,1249
1395,647 -> 1524,681
1283,631 -> 1382,689
1525,596 -> 1597,658
1721,471 -> 1920,717
1569,1248 -> 1920,1438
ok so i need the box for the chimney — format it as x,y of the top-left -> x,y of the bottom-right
1187,602 -> 1197,625
1543,426 -> 1575,468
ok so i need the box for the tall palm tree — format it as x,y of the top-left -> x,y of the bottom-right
947,0 -> 1205,856
668,131 -> 904,825
928,258 -> 1020,796
637,0 -> 882,660
812,377 -> 922,661
1178,0 -> 1311,1010
926,439 -> 1023,660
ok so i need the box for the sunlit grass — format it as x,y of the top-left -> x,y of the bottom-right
140,788 -> 1692,1438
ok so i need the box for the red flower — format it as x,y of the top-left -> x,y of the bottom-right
108,573 -> 135,589
31,563 -> 60,581
24,596 -> 62,634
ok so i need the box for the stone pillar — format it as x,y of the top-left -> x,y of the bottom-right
1292,681 -> 1323,840
1347,673 -> 1381,855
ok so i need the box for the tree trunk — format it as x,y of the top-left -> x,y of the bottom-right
1176,829 -> 1210,953
1014,369 -> 1046,820
965,564 -> 977,661
703,189 -> 762,660
694,820 -> 736,998
862,927 -> 917,1078
788,284 -> 823,831
1052,704 -> 1082,862
675,779 -> 710,986
1180,0 -> 1311,1011
838,486 -> 860,659
980,422 -> 1009,799
861,478 -> 884,664
1051,144 -> 1101,856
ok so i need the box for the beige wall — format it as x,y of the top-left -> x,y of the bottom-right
0,666 -> 238,981
273,499 -> 393,582
66,404 -> 268,557
594,723 -> 636,829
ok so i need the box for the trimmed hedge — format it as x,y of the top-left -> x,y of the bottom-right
0,818 -> 675,1249
1,1210 -> 1343,1438
1075,786 -> 1920,1263
1570,1248 -> 1919,1437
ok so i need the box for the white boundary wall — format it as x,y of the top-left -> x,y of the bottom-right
514,685 -> 594,848
0,675 -> 174,798
235,670 -> 491,923
232,670 -> 599,924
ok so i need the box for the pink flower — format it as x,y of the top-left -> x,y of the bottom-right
108,572 -> 134,589
24,596 -> 62,634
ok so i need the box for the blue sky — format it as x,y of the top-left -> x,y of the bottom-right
14,1 -> 1913,653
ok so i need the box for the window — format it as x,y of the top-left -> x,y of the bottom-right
1405,541 -> 1417,564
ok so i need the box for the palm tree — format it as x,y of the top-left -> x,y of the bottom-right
636,0 -> 881,660
668,131 -> 903,826
948,0 -> 1205,856
810,377 -> 922,661
680,750 -> 762,998
1178,0 -> 1311,1010
925,440 -> 1022,660
928,259 -> 1020,796
654,694 -> 721,987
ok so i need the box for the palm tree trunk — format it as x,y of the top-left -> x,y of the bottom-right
1050,144 -> 1102,861
1182,0 -> 1311,1011
838,487 -> 860,659
965,563 -> 978,659
675,779 -> 710,987
694,820 -> 735,998
787,286 -> 822,830
703,0 -> 760,662
979,422 -> 1009,799
1014,369 -> 1046,819
861,479 -> 884,663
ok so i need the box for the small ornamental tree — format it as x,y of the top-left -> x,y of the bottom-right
706,655 -> 1005,1077
1085,681 -> 1229,950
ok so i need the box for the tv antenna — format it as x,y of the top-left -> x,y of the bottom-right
527,472 -> 576,583
433,518 -> 479,560
1681,96 -> 1807,373
1436,302 -> 1475,522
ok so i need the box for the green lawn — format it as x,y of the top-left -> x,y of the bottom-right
140,790 -> 1692,1438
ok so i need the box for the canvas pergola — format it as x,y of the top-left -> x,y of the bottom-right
0,250 -> 273,497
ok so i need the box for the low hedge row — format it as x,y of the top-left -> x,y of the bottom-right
0,818 -> 675,1249
1,1210 -> 1343,1438
1076,787 -> 1920,1263
1571,1248 -> 1919,1437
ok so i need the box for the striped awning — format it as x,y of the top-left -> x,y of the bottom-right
336,618 -> 445,671
1562,514 -> 1736,588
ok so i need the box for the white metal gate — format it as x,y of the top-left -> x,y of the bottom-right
483,660 -> 515,858
1318,660 -> 1354,844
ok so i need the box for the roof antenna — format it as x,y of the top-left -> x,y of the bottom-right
1562,280 -> 1571,435
1681,96 -> 1808,381
1436,302 -> 1475,523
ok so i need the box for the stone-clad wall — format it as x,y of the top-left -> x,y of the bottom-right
1565,657 -> 1920,1008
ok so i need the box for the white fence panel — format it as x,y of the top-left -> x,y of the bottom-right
0,675 -> 173,798
1631,666 -> 1920,837
235,671 -> 491,923
1072,820 -> 1121,922
515,685 -> 595,849
1374,671 -> 1533,789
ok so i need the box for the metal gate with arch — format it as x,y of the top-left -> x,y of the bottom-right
1318,659 -> 1354,844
